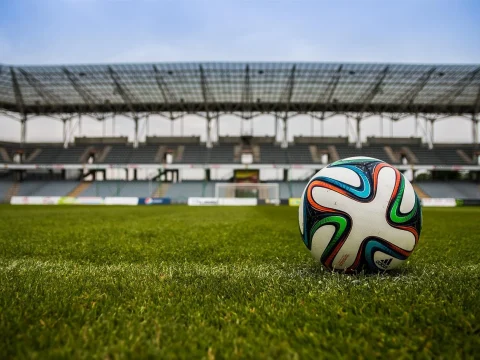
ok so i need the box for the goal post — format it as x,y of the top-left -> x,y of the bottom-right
215,183 -> 280,201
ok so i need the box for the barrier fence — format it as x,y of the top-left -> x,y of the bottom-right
9,196 -> 479,207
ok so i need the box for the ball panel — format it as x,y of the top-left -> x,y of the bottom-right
310,224 -> 336,262
400,174 -> 415,214
298,189 -> 305,236
373,251 -> 405,270
316,166 -> 361,187
315,164 -> 372,199
364,238 -> 408,271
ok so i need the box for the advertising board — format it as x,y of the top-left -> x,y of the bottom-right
138,197 -> 172,205
421,198 -> 457,207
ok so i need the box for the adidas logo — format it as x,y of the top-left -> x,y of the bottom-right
375,258 -> 393,269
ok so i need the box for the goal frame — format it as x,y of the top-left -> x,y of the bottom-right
214,183 -> 280,201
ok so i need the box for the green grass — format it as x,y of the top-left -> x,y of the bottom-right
0,205 -> 479,359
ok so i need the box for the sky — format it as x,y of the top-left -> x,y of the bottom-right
1,0 -> 480,144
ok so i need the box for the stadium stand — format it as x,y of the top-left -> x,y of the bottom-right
165,181 -> 206,199
417,182 -> 480,199
290,181 -> 308,197
207,144 -> 235,164
257,144 -> 288,164
55,146 -> 89,164
335,144 -> 393,163
128,144 -> 160,164
100,145 -> 134,164
287,144 -> 314,164
78,181 -> 155,197
2,137 -> 477,167
177,144 -> 209,164
0,181 -> 14,201
15,181 -> 80,197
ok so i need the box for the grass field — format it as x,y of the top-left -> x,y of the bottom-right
0,205 -> 479,359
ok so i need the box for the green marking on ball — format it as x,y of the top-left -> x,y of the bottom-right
389,177 -> 418,224
309,215 -> 348,260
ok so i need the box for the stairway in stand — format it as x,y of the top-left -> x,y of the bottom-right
4,183 -> 19,203
412,184 -> 430,199
152,183 -> 170,197
68,182 -> 91,197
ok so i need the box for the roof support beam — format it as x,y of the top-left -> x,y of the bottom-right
241,65 -> 252,111
20,113 -> 27,145
474,83 -> 480,115
107,66 -> 137,114
199,65 -> 216,147
357,66 -> 389,116
153,65 -> 178,117
11,68 -> 28,145
153,65 -> 177,104
309,65 -> 342,114
17,68 -> 63,106
199,65 -> 214,116
279,65 -> 296,147
435,66 -> 480,106
10,67 -> 25,116
398,67 -> 436,108
472,114 -> 478,145
62,68 -> 99,113
280,65 -> 296,106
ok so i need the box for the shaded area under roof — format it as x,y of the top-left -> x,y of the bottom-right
1,62 -> 480,116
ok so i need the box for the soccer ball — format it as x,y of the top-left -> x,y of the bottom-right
299,156 -> 422,272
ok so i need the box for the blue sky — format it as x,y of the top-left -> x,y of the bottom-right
1,0 -> 479,65
0,0 -> 479,145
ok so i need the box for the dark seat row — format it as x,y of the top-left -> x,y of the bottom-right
0,143 -> 477,165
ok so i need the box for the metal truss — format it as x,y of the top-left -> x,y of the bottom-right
1,62 -> 480,147
1,62 -> 479,116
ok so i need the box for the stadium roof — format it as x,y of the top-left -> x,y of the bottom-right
1,62 -> 480,117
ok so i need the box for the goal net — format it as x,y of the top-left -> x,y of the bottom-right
215,183 -> 280,201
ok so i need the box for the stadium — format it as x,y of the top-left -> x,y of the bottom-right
1,62 -> 479,203
1,60 -> 479,358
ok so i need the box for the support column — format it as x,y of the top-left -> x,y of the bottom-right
320,116 -> 324,137
282,116 -> 288,147
181,115 -> 184,137
63,119 -> 68,148
134,116 -> 139,148
20,115 -> 27,145
274,114 -> 278,140
206,117 -> 212,148
78,114 -> 82,135
473,114 -> 478,145
379,114 -> 383,137
431,119 -> 435,148
102,119 -> 106,137
345,116 -> 349,138
427,119 -> 434,149
390,118 -> 394,137
414,113 -> 418,137
146,115 -> 149,137
216,116 -> 220,140
70,118 -> 76,144
112,115 -> 116,136
355,117 -> 361,148
310,115 -> 314,136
